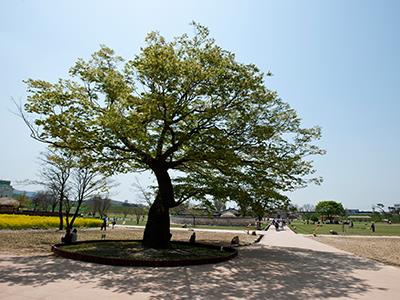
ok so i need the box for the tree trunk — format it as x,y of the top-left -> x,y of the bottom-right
143,194 -> 171,248
58,195 -> 63,230
69,199 -> 83,229
51,202 -> 57,213
142,165 -> 174,248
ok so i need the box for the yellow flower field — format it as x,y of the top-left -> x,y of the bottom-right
0,214 -> 102,230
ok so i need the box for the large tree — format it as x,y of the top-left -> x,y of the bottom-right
23,23 -> 324,248
315,200 -> 345,222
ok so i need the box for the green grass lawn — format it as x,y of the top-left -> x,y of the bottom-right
114,216 -> 147,226
289,221 -> 400,236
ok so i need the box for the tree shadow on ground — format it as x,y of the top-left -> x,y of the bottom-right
0,245 -> 387,300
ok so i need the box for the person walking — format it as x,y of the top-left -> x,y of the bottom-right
370,222 -> 375,233
101,217 -> 107,231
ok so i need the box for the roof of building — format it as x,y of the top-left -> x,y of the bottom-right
0,197 -> 19,207
348,215 -> 371,219
220,211 -> 237,218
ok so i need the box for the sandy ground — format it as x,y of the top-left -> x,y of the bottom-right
313,236 -> 400,267
0,227 -> 258,255
1,227 -> 400,299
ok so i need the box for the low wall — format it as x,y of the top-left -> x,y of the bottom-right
0,210 -> 76,217
171,215 -> 255,226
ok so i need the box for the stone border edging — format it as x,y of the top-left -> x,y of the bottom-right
52,240 -> 238,267
254,234 -> 264,243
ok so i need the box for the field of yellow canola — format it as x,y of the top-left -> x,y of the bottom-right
0,214 -> 102,229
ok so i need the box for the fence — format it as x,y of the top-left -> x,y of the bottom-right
170,214 -> 255,227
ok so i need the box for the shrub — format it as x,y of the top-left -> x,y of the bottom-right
310,214 -> 319,223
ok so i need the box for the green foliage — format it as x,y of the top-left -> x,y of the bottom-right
310,214 -> 320,223
389,214 -> 400,223
371,212 -> 383,222
24,23 -> 324,214
315,200 -> 345,220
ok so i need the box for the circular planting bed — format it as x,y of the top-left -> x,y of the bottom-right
52,240 -> 238,267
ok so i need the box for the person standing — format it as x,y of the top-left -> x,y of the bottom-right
101,217 -> 107,231
112,218 -> 116,229
370,222 -> 375,233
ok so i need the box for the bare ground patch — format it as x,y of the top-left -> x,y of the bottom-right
313,236 -> 400,267
0,227 -> 258,255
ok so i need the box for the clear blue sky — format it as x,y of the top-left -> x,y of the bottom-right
1,0 -> 399,210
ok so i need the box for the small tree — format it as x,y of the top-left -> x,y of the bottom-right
64,167 -> 109,233
131,205 -> 148,225
300,204 -> 315,224
310,214 -> 319,224
14,193 -> 30,210
90,195 -> 112,218
31,190 -> 56,211
37,150 -> 72,230
376,203 -> 384,212
118,200 -> 131,219
36,149 -> 109,236
315,200 -> 345,222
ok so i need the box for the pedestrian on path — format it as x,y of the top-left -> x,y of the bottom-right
371,222 -> 376,232
274,220 -> 279,231
101,217 -> 107,231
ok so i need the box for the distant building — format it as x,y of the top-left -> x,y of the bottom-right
220,208 -> 239,217
0,180 -> 14,198
0,197 -> 20,213
345,209 -> 360,214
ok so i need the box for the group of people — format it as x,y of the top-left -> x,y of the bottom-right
61,216 -> 120,244
61,228 -> 78,244
100,216 -> 117,230
61,215 -> 122,244
272,218 -> 286,231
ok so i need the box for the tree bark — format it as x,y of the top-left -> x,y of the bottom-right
58,195 -> 63,230
142,165 -> 174,248
51,201 -> 57,213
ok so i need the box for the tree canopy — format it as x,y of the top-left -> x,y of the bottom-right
23,23 -> 325,247
315,200 -> 345,221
